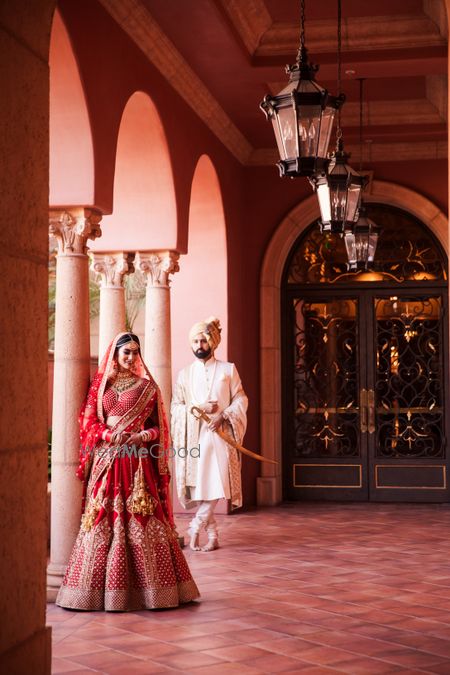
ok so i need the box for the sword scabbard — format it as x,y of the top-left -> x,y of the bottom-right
189,405 -> 277,464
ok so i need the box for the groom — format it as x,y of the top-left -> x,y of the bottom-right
171,317 -> 248,551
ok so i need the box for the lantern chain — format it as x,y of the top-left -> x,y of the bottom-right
359,78 -> 364,172
297,0 -> 306,66
336,0 -> 342,141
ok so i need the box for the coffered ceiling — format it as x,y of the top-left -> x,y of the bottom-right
99,0 -> 448,164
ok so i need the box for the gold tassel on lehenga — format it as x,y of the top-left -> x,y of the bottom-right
127,460 -> 156,516
81,474 -> 108,532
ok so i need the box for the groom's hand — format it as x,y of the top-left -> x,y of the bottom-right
208,412 -> 224,431
203,400 -> 218,414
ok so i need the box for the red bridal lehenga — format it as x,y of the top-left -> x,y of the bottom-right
56,333 -> 200,611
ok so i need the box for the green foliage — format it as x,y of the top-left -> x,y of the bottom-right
124,269 -> 146,331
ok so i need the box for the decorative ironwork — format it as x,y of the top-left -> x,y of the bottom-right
292,299 -> 360,457
286,204 -> 447,284
375,296 -> 445,458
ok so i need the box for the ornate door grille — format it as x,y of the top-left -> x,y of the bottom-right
282,205 -> 448,501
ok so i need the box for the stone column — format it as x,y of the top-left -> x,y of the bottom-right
91,252 -> 135,361
47,208 -> 102,601
135,251 -> 179,412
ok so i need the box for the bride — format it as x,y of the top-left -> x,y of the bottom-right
56,332 -> 200,611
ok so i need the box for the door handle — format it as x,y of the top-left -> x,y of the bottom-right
368,388 -> 376,434
360,388 -> 368,433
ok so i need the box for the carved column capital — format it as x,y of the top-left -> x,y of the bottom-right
49,208 -> 102,255
91,252 -> 135,288
136,250 -> 180,288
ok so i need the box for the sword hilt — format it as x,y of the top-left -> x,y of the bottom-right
190,406 -> 211,423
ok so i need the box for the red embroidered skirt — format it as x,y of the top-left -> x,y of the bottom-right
56,450 -> 200,611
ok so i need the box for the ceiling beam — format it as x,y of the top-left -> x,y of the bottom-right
215,0 -> 271,54
249,141 -> 447,166
98,0 -> 447,167
97,0 -> 253,164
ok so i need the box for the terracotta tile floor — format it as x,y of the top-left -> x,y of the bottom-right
48,503 -> 450,674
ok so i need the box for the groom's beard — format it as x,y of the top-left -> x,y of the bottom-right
193,347 -> 211,360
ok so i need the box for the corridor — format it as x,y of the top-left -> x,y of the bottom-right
49,504 -> 450,673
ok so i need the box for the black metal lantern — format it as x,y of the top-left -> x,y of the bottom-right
309,0 -> 366,233
311,139 -> 367,233
344,206 -> 382,270
260,1 -> 344,178
343,79 -> 381,269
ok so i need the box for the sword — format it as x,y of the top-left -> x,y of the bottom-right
190,406 -> 277,465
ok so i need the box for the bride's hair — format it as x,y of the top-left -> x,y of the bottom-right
115,333 -> 141,354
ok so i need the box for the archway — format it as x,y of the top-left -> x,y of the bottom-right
257,182 -> 448,505
49,9 -> 95,206
94,91 -> 177,251
171,155 -> 228,379
89,91 -> 178,357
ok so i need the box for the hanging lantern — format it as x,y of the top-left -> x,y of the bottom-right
260,1 -> 344,178
344,206 -> 382,270
342,78 -> 381,269
311,139 -> 367,233
309,0 -> 366,233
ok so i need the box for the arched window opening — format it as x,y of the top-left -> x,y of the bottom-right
286,205 -> 447,285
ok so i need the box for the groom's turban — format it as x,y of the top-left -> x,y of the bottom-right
189,316 -> 222,352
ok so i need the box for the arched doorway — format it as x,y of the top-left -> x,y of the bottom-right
282,204 -> 449,502
171,154 -> 228,378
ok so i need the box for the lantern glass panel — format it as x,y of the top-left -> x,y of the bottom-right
344,231 -> 357,268
355,232 -> 369,266
331,183 -> 347,222
346,184 -> 362,223
271,114 -> 287,160
368,232 -> 379,262
317,108 -> 336,156
277,106 -> 299,159
317,182 -> 332,225
297,105 -> 321,157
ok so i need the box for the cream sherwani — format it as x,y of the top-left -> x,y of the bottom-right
171,357 -> 248,511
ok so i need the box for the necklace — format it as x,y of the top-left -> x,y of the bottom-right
113,371 -> 138,394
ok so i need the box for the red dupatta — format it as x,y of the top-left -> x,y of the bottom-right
76,333 -> 171,485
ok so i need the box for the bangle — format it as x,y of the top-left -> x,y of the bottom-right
140,427 -> 159,442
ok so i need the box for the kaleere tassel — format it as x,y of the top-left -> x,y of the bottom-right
127,460 -> 156,516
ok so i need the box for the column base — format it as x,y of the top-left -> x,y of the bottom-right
46,562 -> 66,603
257,476 -> 280,506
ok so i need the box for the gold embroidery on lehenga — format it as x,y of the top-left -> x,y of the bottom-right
128,516 -> 170,589
113,490 -> 124,514
126,461 -> 157,516
78,518 -> 111,587
81,474 -> 108,532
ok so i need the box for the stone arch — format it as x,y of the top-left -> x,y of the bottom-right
49,9 -> 95,206
94,91 -> 177,250
171,154 -> 228,380
257,181 -> 448,505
